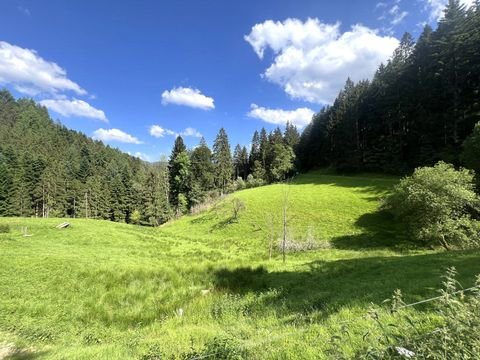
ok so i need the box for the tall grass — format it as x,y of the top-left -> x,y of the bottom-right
1,172 -> 479,358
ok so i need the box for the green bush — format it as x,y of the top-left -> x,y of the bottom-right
0,224 -> 10,233
246,174 -> 264,189
383,162 -> 480,250
130,209 -> 141,225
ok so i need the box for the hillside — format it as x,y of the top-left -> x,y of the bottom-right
298,3 -> 480,173
0,90 -> 169,225
1,172 -> 480,359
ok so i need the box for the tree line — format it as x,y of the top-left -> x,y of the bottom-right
297,0 -> 480,174
0,90 -> 299,225
167,122 -> 299,215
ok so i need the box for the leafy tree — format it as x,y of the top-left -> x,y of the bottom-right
383,162 -> 480,249
270,144 -> 295,181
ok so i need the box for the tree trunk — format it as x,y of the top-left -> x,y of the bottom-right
439,234 -> 451,251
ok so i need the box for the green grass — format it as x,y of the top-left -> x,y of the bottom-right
1,171 -> 479,359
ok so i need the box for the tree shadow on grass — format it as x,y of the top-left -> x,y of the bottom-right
331,211 -> 412,252
2,348 -> 48,360
213,250 -> 480,319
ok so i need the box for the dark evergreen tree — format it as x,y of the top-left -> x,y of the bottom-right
212,128 -> 233,193
249,130 -> 261,169
168,136 -> 190,209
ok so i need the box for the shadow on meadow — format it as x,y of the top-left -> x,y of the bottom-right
1,347 -> 48,360
331,211 -> 411,251
213,250 -> 480,318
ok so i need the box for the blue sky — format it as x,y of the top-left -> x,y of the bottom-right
0,0 -> 472,161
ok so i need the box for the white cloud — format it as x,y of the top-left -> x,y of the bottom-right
134,152 -> 151,162
245,18 -> 399,104
247,104 -> 314,128
0,41 -> 86,96
40,99 -> 107,122
180,127 -> 202,138
149,124 -> 202,138
161,87 -> 215,110
389,5 -> 408,25
92,128 -> 142,144
425,0 -> 474,21
150,125 -> 167,138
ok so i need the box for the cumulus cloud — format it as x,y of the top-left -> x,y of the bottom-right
92,128 -> 142,144
149,124 -> 202,138
40,99 -> 107,122
161,87 -> 215,110
245,18 -> 399,104
0,41 -> 86,96
247,104 -> 314,128
425,0 -> 474,21
149,125 -> 165,138
180,127 -> 202,138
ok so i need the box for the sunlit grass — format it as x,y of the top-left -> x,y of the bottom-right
1,171 -> 479,358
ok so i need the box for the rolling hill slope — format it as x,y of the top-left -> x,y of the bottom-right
1,171 -> 479,359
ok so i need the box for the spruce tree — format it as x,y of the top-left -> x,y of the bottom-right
212,128 -> 233,193
168,136 -> 190,208
189,137 -> 214,204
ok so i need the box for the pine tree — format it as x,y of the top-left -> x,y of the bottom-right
249,130 -> 261,168
284,122 -> 300,148
0,153 -> 13,215
189,137 -> 214,204
212,128 -> 233,193
168,136 -> 190,208
233,144 -> 243,179
239,146 -> 249,179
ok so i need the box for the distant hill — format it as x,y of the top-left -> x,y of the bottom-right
0,89 -> 170,224
297,2 -> 480,173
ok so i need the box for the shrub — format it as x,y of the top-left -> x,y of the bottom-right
235,177 -> 246,190
231,198 -> 245,221
0,224 -> 10,233
130,209 -> 141,225
383,162 -> 480,250
246,174 -> 264,189
277,226 -> 329,253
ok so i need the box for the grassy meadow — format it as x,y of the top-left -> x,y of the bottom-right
1,171 -> 480,359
